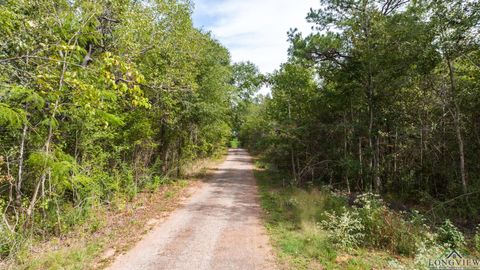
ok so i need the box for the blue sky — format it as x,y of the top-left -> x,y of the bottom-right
192,0 -> 319,76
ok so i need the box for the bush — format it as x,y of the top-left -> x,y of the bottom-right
389,229 -> 448,270
353,193 -> 425,256
0,199 -> 17,258
320,207 -> 365,249
354,193 -> 385,242
145,176 -> 170,191
413,240 -> 447,270
437,219 -> 465,248
230,138 -> 240,148
475,225 -> 480,252
0,228 -> 16,258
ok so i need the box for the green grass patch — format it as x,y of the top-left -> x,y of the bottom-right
17,241 -> 104,270
255,167 -> 393,269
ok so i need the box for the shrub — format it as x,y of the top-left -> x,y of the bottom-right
474,225 -> 480,252
320,207 -> 365,249
390,231 -> 447,270
437,219 -> 465,248
354,192 -> 425,256
413,240 -> 447,270
354,193 -> 386,247
0,228 -> 16,258
145,176 -> 170,191
230,138 -> 240,148
0,199 -> 17,258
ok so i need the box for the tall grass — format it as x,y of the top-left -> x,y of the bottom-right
255,164 -> 479,269
256,168 -> 391,269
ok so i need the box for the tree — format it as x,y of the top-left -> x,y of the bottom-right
231,61 -> 263,138
0,0 -> 238,256
240,0 -> 480,225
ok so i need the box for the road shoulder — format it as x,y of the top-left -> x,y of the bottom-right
9,157 -> 224,270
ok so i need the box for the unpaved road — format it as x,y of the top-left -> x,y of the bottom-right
107,149 -> 277,270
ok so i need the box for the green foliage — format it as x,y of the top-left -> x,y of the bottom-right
0,0 -> 240,259
231,61 -> 263,136
230,138 -> 240,149
474,225 -> 480,253
0,103 -> 25,129
321,208 -> 365,250
240,0 -> 480,233
437,220 -> 465,249
256,167 -> 393,269
145,176 -> 171,191
16,241 -> 104,270
353,194 -> 424,256
237,0 -> 480,267
0,199 -> 14,257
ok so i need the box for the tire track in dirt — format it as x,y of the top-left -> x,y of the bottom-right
106,149 -> 277,270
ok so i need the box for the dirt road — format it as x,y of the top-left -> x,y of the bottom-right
107,149 -> 277,270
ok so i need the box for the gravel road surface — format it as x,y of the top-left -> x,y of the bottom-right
106,149 -> 277,270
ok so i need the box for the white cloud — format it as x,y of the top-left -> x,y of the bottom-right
193,0 -> 319,76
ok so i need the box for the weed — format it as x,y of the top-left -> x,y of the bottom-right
18,241 -> 104,270
176,180 -> 188,188
320,208 -> 365,250
437,219 -> 465,248
144,176 -> 170,191
255,167 -> 392,269
475,225 -> 480,253
230,138 -> 240,148
164,190 -> 176,198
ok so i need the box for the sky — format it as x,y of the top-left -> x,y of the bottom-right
192,0 -> 319,78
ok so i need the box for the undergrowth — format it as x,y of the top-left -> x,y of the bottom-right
255,162 -> 480,270
2,155 -> 224,269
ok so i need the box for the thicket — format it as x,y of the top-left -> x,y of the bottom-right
240,0 -> 480,227
0,0 -> 258,258
257,167 -> 480,269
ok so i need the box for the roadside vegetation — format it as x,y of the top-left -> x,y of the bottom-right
14,179 -> 189,270
2,0 -> 480,269
0,0 -> 261,265
255,161 -> 480,269
238,0 -> 480,268
3,154 -> 224,270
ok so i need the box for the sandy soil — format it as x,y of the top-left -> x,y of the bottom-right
106,149 -> 277,270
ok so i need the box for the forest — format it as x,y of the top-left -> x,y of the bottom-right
237,0 -> 480,268
242,0 -> 480,224
0,0 -> 260,259
1,0 -> 480,269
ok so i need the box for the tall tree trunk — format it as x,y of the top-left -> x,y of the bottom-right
420,121 -> 424,189
176,139 -> 183,177
368,96 -> 374,193
358,137 -> 364,191
290,146 -> 297,185
27,99 -> 58,218
343,113 -> 350,193
16,123 -> 27,208
393,128 -> 399,192
375,135 -> 381,192
367,79 -> 380,193
287,101 -> 297,184
447,58 -> 467,195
